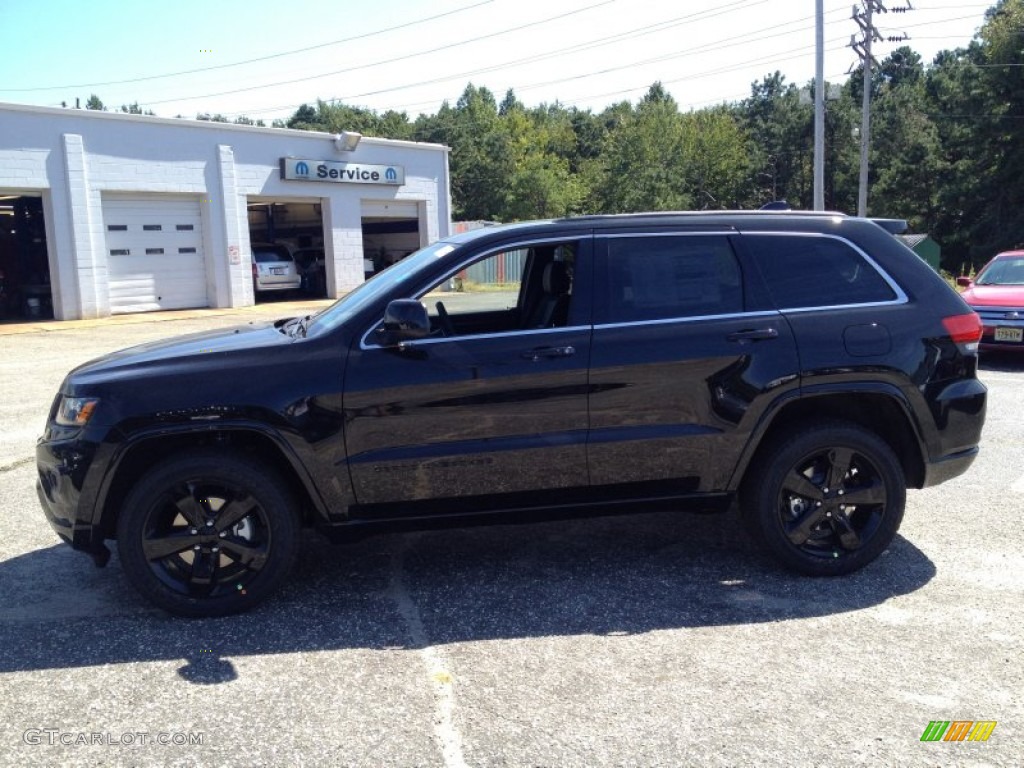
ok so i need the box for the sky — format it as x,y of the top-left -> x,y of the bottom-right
0,0 -> 996,122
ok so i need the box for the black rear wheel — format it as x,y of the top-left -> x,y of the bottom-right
116,452 -> 300,617
742,423 -> 905,576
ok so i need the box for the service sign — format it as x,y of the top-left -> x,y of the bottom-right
280,158 -> 404,186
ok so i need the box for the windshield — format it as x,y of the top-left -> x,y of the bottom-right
306,241 -> 457,334
976,256 -> 1024,285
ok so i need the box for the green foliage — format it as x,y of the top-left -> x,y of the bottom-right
118,102 -> 156,116
84,94 -> 105,111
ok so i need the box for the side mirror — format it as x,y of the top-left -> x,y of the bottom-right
377,299 -> 430,345
956,276 -> 972,288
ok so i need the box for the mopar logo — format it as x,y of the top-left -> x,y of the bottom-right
294,161 -> 310,176
385,167 -> 397,181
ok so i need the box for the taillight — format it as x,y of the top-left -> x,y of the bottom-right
942,312 -> 983,344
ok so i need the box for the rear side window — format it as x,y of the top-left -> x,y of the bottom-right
746,234 -> 896,309
600,235 -> 743,322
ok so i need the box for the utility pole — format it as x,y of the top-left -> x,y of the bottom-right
851,1 -> 886,217
814,0 -> 825,210
851,1 -> 912,217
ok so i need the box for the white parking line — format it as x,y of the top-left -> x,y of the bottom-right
389,537 -> 468,768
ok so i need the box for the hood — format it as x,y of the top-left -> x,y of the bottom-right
66,321 -> 293,388
961,284 -> 1024,308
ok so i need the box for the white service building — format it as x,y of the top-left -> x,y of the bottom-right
0,102 -> 451,320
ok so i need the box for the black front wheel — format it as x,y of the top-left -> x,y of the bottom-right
742,423 -> 906,576
116,452 -> 301,617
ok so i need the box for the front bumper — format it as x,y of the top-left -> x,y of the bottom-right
974,306 -> 1024,351
36,433 -> 109,563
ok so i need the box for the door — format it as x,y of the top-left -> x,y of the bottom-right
587,232 -> 800,493
343,237 -> 592,510
103,194 -> 207,313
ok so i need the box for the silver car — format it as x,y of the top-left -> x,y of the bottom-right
251,243 -> 301,293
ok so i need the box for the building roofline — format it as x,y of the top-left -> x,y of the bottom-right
0,100 -> 449,153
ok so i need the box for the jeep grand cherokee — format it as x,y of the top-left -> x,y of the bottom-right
37,212 -> 987,616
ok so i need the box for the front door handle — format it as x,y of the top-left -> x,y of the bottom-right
521,345 -> 576,361
727,328 -> 779,342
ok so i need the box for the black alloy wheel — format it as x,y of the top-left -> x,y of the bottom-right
742,422 -> 906,576
116,452 -> 300,617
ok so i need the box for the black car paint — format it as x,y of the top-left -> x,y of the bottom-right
37,212 -> 986,565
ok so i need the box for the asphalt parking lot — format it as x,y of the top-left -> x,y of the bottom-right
0,303 -> 1021,767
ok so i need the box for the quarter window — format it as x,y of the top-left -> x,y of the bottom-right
746,235 -> 896,309
601,236 -> 743,322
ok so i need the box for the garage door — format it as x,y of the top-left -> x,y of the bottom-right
103,195 -> 208,314
361,200 -> 419,218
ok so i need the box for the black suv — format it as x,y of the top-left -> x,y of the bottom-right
37,212 -> 987,616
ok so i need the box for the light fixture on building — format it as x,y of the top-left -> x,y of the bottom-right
333,131 -> 362,152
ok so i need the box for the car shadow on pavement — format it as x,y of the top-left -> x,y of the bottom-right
0,508 -> 935,681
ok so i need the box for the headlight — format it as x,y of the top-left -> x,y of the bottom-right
55,396 -> 100,427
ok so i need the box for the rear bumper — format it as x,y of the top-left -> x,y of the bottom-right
921,446 -> 979,488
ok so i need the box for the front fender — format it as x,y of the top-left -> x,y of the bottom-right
88,420 -> 346,534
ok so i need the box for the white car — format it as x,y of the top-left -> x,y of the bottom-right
251,243 -> 301,293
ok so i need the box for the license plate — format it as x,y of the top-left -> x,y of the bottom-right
271,267 -> 286,275
994,327 -> 1023,342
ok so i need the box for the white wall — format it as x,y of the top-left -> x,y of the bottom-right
0,102 -> 451,319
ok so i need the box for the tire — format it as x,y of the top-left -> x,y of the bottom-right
741,422 -> 905,576
116,451 -> 301,617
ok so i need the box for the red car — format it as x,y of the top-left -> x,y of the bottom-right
958,250 -> 1024,352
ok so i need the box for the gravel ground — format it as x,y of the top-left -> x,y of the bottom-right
0,305 -> 1021,767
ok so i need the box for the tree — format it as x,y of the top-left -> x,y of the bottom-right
679,107 -> 753,209
85,94 -> 105,111
594,84 -> 690,212
742,73 -> 813,207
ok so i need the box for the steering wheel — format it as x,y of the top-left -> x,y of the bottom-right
435,301 -> 455,337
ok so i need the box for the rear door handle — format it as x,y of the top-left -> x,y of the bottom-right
727,328 -> 779,342
522,345 -> 576,361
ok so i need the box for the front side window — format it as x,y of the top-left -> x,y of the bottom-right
421,241 -> 578,336
599,235 -> 743,323
746,234 -> 897,309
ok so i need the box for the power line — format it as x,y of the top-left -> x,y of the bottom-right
512,11 -> 849,95
557,40 -> 852,108
105,1 -> 987,122
136,1 -> 618,108
0,0 -> 495,93
374,12 -> 850,115
216,2 -> 849,118
332,0 -> 781,102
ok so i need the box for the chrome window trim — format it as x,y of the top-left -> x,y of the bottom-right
740,230 -> 909,310
359,235 -> 588,350
593,310 -> 779,331
367,324 -> 593,350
